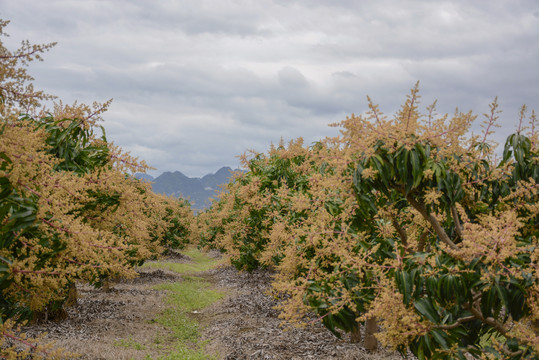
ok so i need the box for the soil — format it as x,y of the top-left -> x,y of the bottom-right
21,254 -> 407,360
23,268 -> 181,360
199,266 -> 405,360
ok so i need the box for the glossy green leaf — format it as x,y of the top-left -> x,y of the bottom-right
414,298 -> 439,323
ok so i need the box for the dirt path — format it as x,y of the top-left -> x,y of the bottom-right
23,268 -> 183,360
198,266 -> 404,360
20,252 -> 406,359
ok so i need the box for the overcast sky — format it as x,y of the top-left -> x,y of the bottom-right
1,1 -> 538,177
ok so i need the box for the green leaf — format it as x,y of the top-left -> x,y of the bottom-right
397,270 -> 413,304
10,209 -> 34,219
417,342 -> 425,360
411,149 -> 422,188
494,284 -> 510,312
0,151 -> 12,166
431,329 -> 449,349
414,298 -> 439,323
0,255 -> 12,265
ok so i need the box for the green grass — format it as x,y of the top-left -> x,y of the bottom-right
156,276 -> 223,312
113,336 -> 146,350
154,276 -> 223,343
143,248 -> 225,274
147,248 -> 224,359
158,346 -> 212,360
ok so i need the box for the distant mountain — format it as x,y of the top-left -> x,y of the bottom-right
136,167 -> 237,211
136,173 -> 155,182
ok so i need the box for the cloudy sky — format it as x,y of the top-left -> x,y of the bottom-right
1,1 -> 538,177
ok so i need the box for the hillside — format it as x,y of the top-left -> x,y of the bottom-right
136,167 -> 237,210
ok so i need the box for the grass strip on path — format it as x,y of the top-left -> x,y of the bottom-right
144,248 -> 224,275
141,248 -> 225,360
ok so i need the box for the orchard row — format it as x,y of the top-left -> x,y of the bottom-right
1,18 -> 537,359
0,20 -> 193,359
195,86 -> 538,359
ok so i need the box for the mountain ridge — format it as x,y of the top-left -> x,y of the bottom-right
136,167 -> 238,210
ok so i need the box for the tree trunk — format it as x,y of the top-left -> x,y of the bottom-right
64,282 -> 78,307
364,317 -> 378,351
350,322 -> 362,343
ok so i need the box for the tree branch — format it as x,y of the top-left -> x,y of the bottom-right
417,230 -> 428,252
391,216 -> 408,247
435,315 -> 476,330
451,206 -> 463,239
405,195 -> 459,250
464,303 -> 510,337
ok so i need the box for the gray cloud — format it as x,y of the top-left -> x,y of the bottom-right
0,0 -> 537,176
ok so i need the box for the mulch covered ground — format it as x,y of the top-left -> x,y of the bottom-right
18,252 -> 407,359
200,265 -> 406,360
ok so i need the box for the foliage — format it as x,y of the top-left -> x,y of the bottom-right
155,196 -> 195,250
0,318 -> 78,360
197,84 -> 538,358
0,18 -> 193,358
196,138 -> 310,271
0,19 -> 56,111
